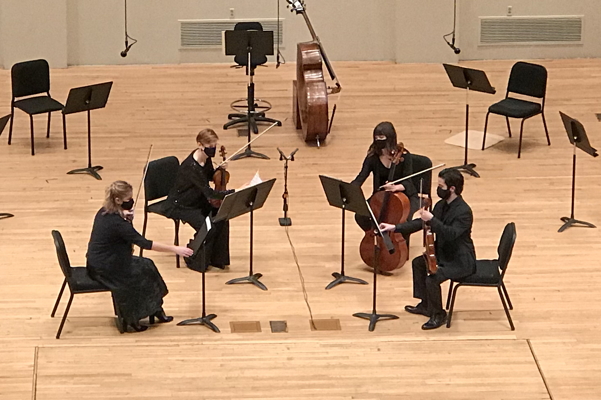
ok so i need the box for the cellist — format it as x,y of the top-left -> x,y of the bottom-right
351,122 -> 420,239
380,168 -> 476,330
165,129 -> 234,271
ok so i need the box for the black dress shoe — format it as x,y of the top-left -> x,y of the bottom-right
211,264 -> 227,270
404,303 -> 430,317
421,312 -> 447,330
150,309 -> 173,324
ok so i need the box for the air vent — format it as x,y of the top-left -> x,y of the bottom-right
180,19 -> 284,48
480,16 -> 583,45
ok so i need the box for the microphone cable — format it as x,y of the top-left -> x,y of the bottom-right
121,0 -> 138,57
442,0 -> 461,54
276,0 -> 286,68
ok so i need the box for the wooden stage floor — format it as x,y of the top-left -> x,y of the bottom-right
1,59 -> 601,399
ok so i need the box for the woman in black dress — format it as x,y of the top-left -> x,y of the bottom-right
166,128 -> 234,271
86,180 -> 193,333
352,121 -> 420,234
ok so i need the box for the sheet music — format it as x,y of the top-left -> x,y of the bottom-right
239,171 -> 263,190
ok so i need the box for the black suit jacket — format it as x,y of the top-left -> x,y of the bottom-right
395,195 -> 476,280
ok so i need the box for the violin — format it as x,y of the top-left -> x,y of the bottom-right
210,145 -> 229,208
419,181 -> 437,274
359,143 -> 411,272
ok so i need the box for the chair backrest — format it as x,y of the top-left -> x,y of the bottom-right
11,59 -> 51,98
144,156 -> 180,202
51,230 -> 73,280
497,222 -> 517,274
233,22 -> 268,67
410,153 -> 433,197
507,61 -> 547,99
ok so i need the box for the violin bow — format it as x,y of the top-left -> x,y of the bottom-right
379,163 -> 446,190
217,121 -> 279,167
134,144 -> 154,205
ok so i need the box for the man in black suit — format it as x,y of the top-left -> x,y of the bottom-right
380,168 -> 476,330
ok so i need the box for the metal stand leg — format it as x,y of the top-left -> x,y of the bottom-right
67,110 -> 103,180
178,269 -> 220,332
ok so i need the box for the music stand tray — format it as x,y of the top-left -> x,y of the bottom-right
443,64 -> 496,178
178,216 -> 220,332
319,175 -> 369,289
63,81 -> 113,180
214,178 -> 276,291
558,111 -> 598,232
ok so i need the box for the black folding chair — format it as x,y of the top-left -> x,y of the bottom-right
446,222 -> 517,330
482,61 -> 550,158
140,156 -> 181,268
51,230 -> 114,339
8,59 -> 66,156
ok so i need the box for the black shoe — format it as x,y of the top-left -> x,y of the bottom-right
404,303 -> 429,317
149,309 -> 174,324
421,312 -> 447,330
127,321 -> 149,332
211,264 -> 226,270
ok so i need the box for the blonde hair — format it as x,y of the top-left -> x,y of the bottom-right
103,180 -> 133,215
196,128 -> 219,146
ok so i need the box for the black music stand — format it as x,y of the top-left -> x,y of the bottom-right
352,198 -> 398,331
558,112 -> 598,233
319,175 -> 368,290
178,216 -> 219,332
0,115 -> 14,220
215,178 -> 276,290
64,82 -> 113,180
443,64 -> 496,178
224,29 -> 280,160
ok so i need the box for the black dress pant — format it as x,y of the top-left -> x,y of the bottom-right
411,256 -> 449,318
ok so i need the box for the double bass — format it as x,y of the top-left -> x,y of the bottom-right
287,0 -> 341,146
359,144 -> 411,272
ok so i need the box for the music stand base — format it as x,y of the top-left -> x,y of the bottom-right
230,147 -> 269,161
558,217 -> 596,233
453,163 -> 480,178
177,314 -> 220,333
278,217 -> 292,226
0,213 -> 14,220
67,165 -> 103,180
226,273 -> 267,291
326,272 -> 368,290
353,312 -> 399,332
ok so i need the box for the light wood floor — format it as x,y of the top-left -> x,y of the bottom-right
1,59 -> 601,399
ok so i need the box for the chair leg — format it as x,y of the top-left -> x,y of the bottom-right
30,116 -> 35,156
62,112 -> 67,150
140,211 -> 149,257
51,279 -> 67,317
505,117 -> 512,138
501,282 -> 513,310
497,286 -> 515,330
541,112 -> 550,146
8,107 -> 14,145
517,119 -> 526,159
481,112 -> 491,150
46,112 -> 51,138
174,219 -> 180,268
445,281 -> 454,310
56,293 -> 74,339
446,283 -> 461,328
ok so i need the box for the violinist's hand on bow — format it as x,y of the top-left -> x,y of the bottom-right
419,209 -> 433,222
124,209 -> 135,222
379,222 -> 396,233
381,183 -> 405,192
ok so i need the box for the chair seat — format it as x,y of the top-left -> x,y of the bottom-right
488,98 -> 541,119
458,259 -> 501,284
147,199 -> 174,218
70,267 -> 108,292
14,96 -> 63,115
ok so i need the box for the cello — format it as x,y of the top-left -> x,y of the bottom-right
359,143 -> 411,272
210,145 -> 229,208
287,0 -> 342,146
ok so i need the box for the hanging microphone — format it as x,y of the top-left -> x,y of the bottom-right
443,0 -> 461,54
121,40 -> 134,57
447,40 -> 461,55
121,0 -> 137,57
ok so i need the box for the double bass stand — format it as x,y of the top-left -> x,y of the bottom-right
443,64 -> 496,178
319,176 -> 368,290
352,200 -> 398,331
178,216 -> 219,332
223,29 -> 281,161
558,112 -> 598,233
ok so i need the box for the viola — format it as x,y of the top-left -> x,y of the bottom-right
359,143 -> 411,272
420,196 -> 438,274
209,145 -> 230,208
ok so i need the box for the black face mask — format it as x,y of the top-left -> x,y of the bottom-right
121,198 -> 134,210
437,186 -> 451,200
204,146 -> 217,158
374,139 -> 387,150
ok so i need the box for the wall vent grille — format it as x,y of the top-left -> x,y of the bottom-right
180,19 -> 284,48
480,16 -> 583,45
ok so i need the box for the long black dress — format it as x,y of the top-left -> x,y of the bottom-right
86,209 -> 168,325
351,151 -> 420,232
166,150 -> 234,270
